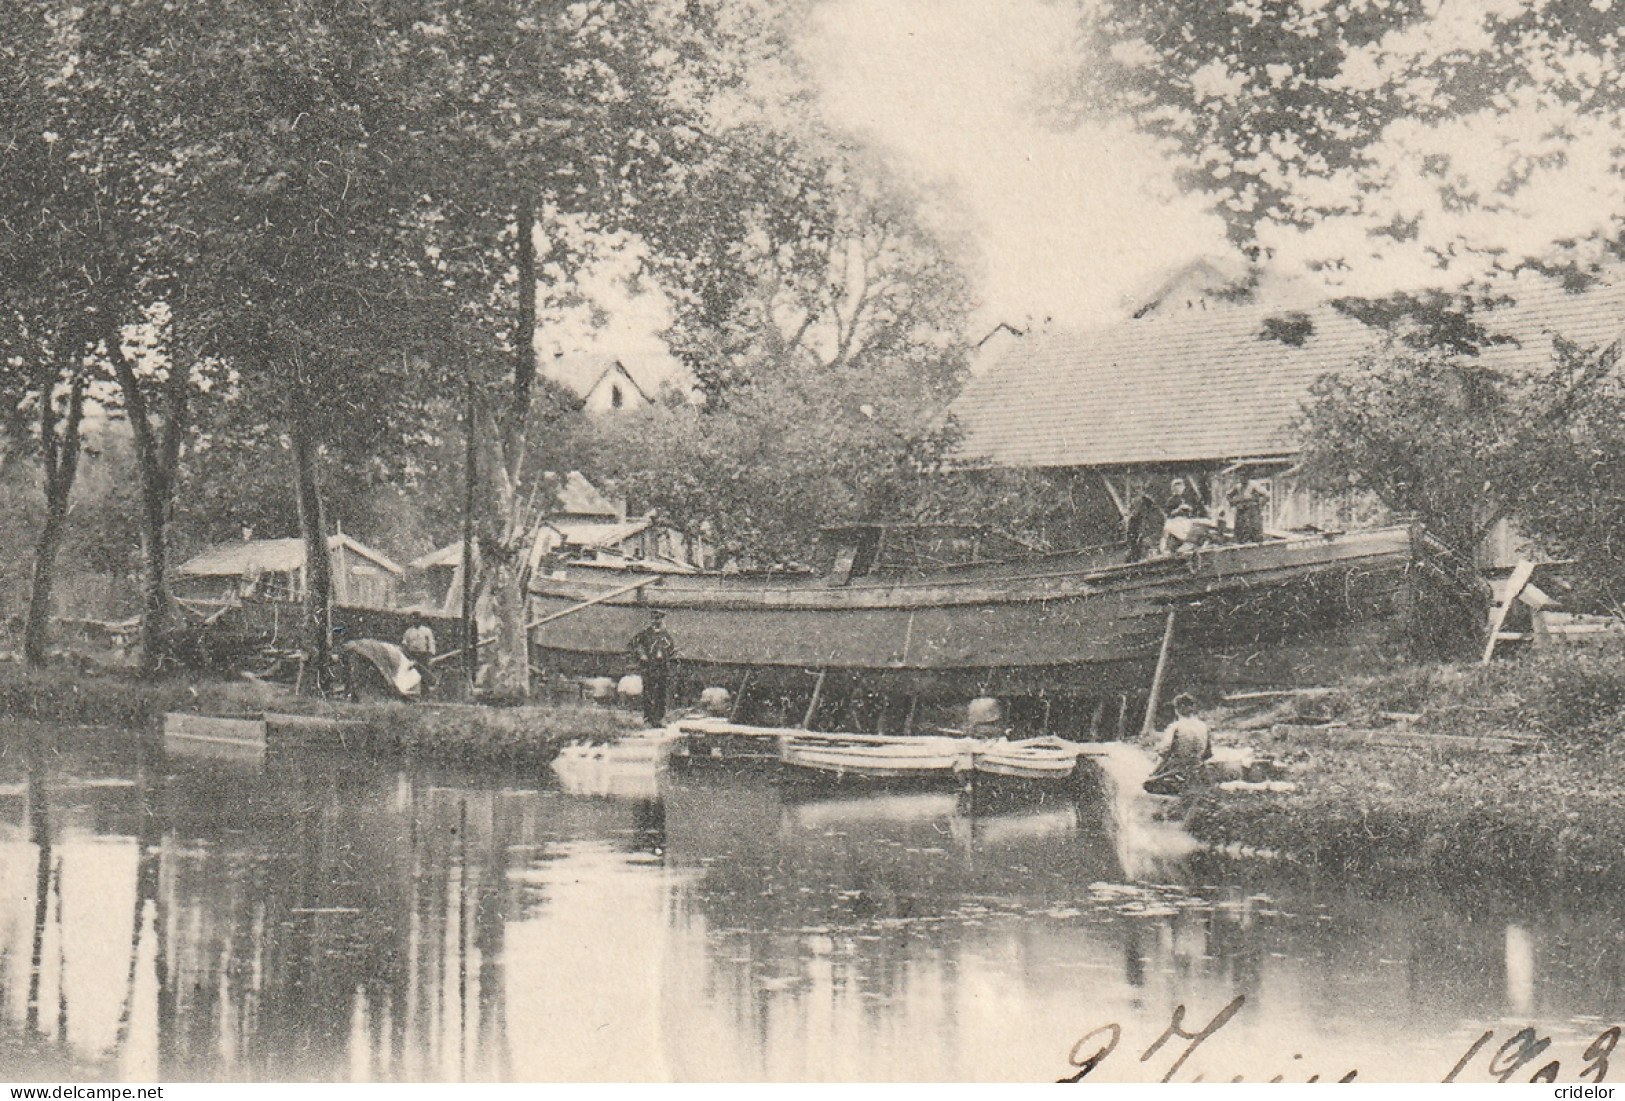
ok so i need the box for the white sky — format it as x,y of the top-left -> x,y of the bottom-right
801,0 -> 1234,331
548,0 -> 1625,350
798,0 -> 1625,329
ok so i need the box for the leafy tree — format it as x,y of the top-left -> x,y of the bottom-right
1297,294 -> 1519,559
1299,296 -> 1625,612
0,317 -> 93,666
1090,0 -> 1625,272
0,3 -> 125,666
570,126 -> 980,559
1501,338 -> 1625,610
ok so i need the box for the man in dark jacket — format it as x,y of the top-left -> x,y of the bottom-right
1125,492 -> 1164,562
628,610 -> 677,725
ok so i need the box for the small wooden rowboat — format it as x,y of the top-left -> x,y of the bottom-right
163,712 -> 267,764
667,715 -> 791,762
971,735 -> 1090,782
780,731 -> 977,785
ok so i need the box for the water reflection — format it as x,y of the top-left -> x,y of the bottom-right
0,718 -> 1621,1082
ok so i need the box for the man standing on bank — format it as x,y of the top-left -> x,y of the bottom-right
401,614 -> 438,695
628,609 -> 678,726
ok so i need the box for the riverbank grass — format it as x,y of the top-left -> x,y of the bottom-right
0,662 -> 640,768
1186,652 -> 1625,887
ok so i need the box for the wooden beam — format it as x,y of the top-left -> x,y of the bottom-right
1482,559 -> 1536,664
433,575 -> 663,665
801,669 -> 827,730
527,576 -> 663,630
1098,473 -> 1130,522
1140,608 -> 1178,738
729,670 -> 752,721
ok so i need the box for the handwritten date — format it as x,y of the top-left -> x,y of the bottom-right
1059,996 -> 1622,1084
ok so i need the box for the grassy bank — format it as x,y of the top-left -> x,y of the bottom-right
1183,653 -> 1625,888
0,661 -> 640,768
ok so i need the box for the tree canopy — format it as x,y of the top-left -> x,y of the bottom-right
1298,296 -> 1625,608
1090,0 -> 1625,283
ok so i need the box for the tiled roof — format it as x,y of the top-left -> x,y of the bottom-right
949,275 -> 1625,469
178,534 -> 403,577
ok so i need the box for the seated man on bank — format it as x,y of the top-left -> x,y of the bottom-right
1144,694 -> 1212,796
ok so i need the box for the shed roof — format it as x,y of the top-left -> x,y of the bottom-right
553,470 -> 621,517
415,518 -> 655,575
178,534 -> 404,577
409,541 -> 467,571
546,518 -> 652,547
948,274 -> 1625,470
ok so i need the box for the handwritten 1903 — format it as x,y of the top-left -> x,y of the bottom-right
1058,995 -> 1623,1084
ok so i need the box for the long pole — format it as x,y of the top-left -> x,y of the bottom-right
461,363 -> 478,694
432,575 -> 662,666
525,576 -> 661,630
1140,608 -> 1178,738
801,669 -> 828,730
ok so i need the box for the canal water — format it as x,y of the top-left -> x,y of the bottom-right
0,717 -> 1620,1083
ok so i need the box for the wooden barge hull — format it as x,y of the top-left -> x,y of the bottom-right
529,527 -> 1420,697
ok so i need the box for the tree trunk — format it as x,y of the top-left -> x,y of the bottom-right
483,545 -> 532,700
292,412 -> 333,676
104,313 -> 190,676
462,364 -> 479,693
24,488 -> 72,668
134,478 -> 172,674
476,415 -> 533,700
480,195 -> 540,700
24,374 -> 85,669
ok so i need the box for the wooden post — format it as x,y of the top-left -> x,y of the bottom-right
801,669 -> 827,730
1140,608 -> 1178,738
461,361 -> 479,694
729,670 -> 752,721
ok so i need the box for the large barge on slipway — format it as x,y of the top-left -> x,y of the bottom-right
527,523 -> 1446,707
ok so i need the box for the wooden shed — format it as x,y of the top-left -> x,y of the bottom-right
175,533 -> 405,611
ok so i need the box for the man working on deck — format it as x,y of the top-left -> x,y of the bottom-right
1125,491 -> 1164,562
1161,504 -> 1221,554
628,610 -> 677,726
1229,481 -> 1269,544
1144,693 -> 1212,795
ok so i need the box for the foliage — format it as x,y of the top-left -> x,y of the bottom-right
1299,295 -> 1625,606
1500,338 -> 1625,608
1090,0 -> 1625,274
1296,295 -> 1514,556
